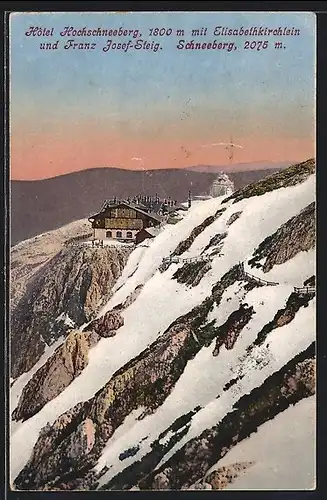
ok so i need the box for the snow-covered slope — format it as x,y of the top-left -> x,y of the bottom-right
10,160 -> 316,491
206,395 -> 316,491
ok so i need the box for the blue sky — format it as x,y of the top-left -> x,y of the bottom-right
10,11 -> 316,178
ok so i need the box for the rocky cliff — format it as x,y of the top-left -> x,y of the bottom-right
223,158 -> 315,204
10,219 -> 91,310
248,202 -> 315,272
11,242 -> 132,380
12,287 -> 143,422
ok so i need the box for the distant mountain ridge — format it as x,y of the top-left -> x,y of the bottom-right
186,161 -> 293,173
11,166 -> 285,246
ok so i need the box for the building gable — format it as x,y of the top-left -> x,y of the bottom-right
90,201 -> 162,222
89,200 -> 163,236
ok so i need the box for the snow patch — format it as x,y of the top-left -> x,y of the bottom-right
55,313 -> 75,328
211,395 -> 316,490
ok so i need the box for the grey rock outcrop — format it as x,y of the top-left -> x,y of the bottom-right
11,245 -> 131,379
212,304 -> 254,356
87,310 -> 124,338
12,283 -> 145,421
226,211 -> 242,227
248,281 -> 315,351
223,158 -> 315,205
248,202 -> 315,272
204,461 -> 255,489
172,208 -> 226,258
12,329 -> 99,422
173,260 -> 211,287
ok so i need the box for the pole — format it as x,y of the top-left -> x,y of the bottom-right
142,159 -> 145,195
229,136 -> 234,164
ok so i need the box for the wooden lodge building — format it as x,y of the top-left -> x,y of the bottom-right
88,195 -> 189,243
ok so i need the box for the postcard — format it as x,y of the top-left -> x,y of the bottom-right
8,10 -> 316,491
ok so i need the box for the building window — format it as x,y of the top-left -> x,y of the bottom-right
126,231 -> 133,239
116,231 -> 122,239
106,230 -> 112,238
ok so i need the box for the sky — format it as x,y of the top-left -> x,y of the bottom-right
10,11 -> 316,180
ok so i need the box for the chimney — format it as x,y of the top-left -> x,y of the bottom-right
188,190 -> 192,208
